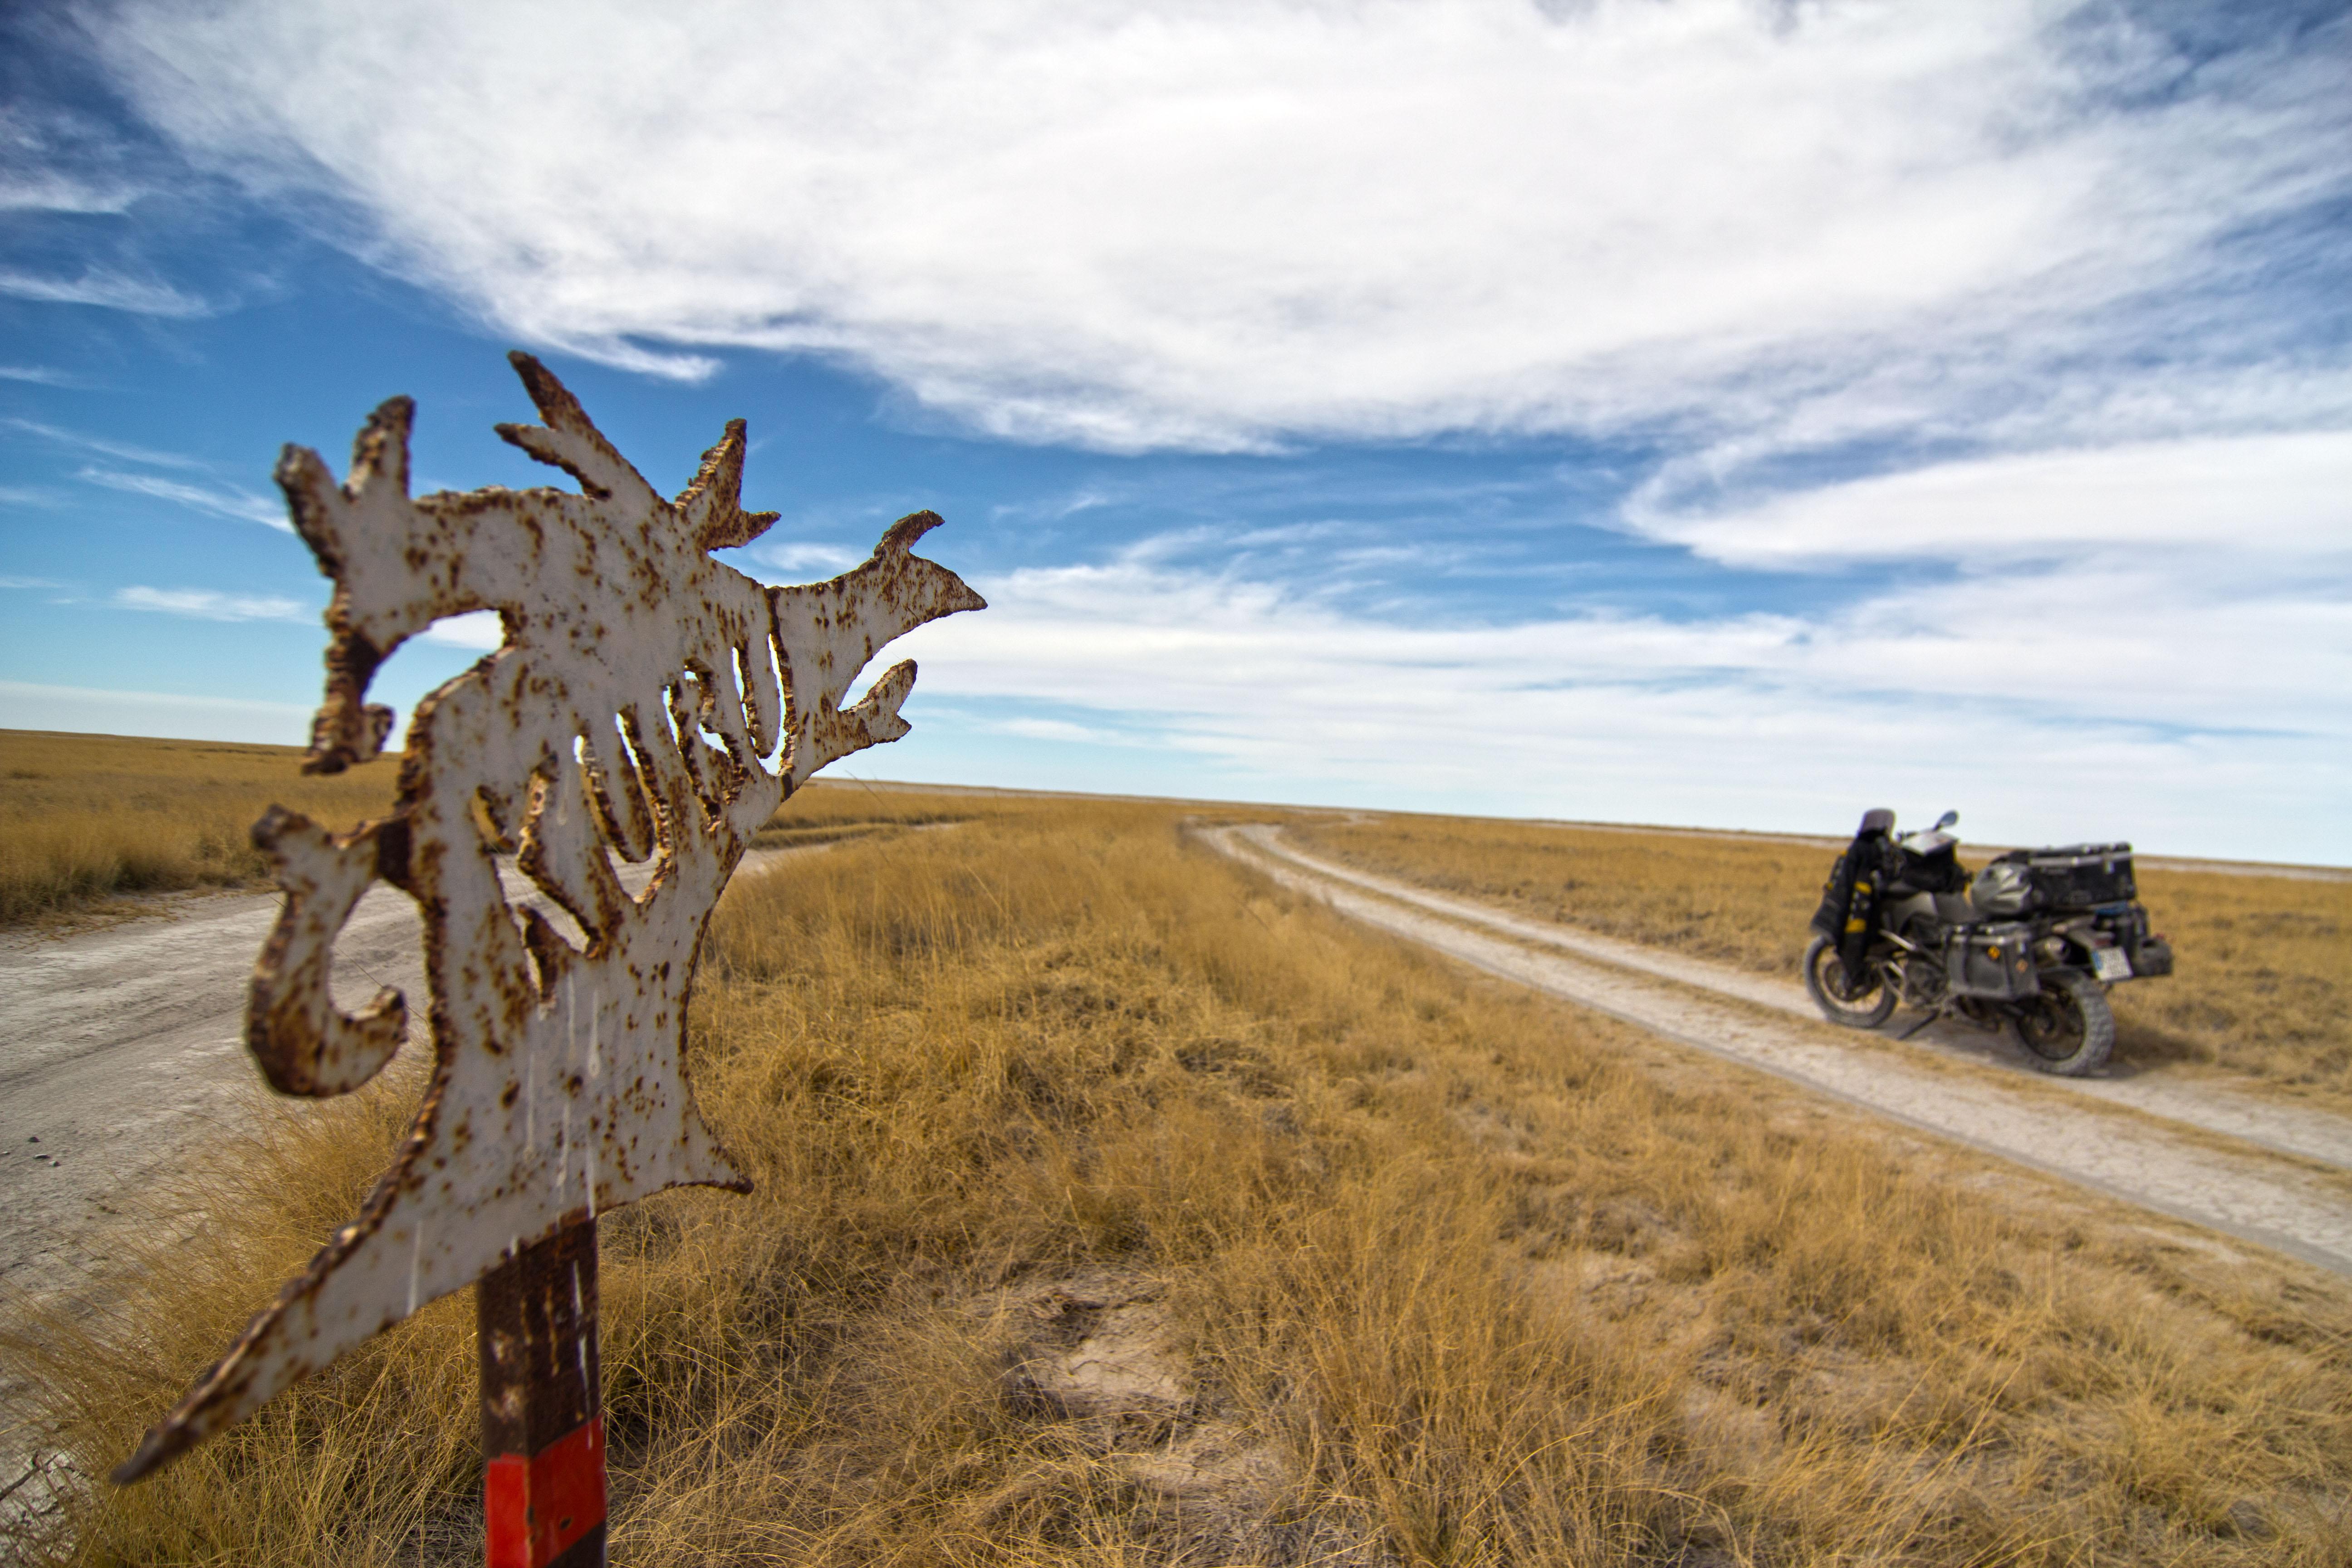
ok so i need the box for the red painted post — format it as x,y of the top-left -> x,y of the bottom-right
478,1220 -> 606,1568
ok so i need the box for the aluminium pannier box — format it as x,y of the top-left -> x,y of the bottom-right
2009,843 -> 2136,909
1946,920 -> 2040,1000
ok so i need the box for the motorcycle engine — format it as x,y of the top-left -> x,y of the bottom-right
1897,951 -> 1948,1009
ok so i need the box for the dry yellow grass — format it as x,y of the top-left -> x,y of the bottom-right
9,798 -> 2349,1564
0,727 -> 985,927
0,730 -> 403,926
1291,814 -> 2352,1103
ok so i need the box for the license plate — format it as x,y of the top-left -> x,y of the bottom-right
2090,947 -> 2132,982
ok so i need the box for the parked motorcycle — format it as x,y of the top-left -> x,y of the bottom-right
1803,808 -> 2173,1076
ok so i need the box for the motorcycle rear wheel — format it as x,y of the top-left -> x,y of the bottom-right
1803,935 -> 1897,1028
2009,968 -> 2114,1076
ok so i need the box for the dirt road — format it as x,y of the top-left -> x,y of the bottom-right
0,852 -> 783,1310
0,883 -> 424,1304
1210,825 -> 2352,1276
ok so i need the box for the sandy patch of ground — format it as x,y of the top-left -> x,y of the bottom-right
988,1272 -> 1373,1562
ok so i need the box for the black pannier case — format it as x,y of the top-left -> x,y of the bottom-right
1990,843 -> 2136,910
2095,901 -> 2174,977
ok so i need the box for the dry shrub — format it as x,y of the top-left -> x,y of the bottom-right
8,801 -> 2350,1565
1293,813 -> 2352,1102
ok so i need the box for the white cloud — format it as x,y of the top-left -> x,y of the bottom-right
5,417 -> 210,470
999,716 -> 1130,745
0,365 -> 85,387
78,467 -> 290,529
0,102 -> 154,215
114,585 -> 310,622
421,609 -> 505,649
897,551 -> 2348,858
0,575 -> 69,590
885,420 -> 2352,859
0,268 -> 211,316
1635,430 -> 2352,567
93,0 -> 2350,451
750,541 -> 859,576
0,173 -> 142,214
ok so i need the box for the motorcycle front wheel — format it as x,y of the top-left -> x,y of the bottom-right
1803,935 -> 1897,1028
2009,968 -> 2114,1076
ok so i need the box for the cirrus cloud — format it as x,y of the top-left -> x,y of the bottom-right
88,0 -> 2351,451
0,267 -> 211,316
1633,430 -> 2352,568
113,585 -> 310,622
77,466 -> 290,529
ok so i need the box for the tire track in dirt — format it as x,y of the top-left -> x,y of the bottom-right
1208,826 -> 2352,1276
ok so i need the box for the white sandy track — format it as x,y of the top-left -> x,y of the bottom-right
0,851 -> 787,1309
1210,826 -> 2352,1277
1239,829 -> 2352,1171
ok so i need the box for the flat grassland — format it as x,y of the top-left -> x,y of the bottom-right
1290,814 -> 2352,1105
7,765 -> 2351,1563
0,730 -> 407,926
0,729 -> 971,927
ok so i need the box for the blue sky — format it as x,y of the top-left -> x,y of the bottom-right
3,0 -> 2347,862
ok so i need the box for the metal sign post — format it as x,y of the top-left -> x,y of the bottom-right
109,353 -> 983,1568
479,1225 -> 604,1567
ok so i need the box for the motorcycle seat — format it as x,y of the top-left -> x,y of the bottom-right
1932,892 -> 1984,927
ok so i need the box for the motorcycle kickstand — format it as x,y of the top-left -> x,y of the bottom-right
1895,1006 -> 1948,1042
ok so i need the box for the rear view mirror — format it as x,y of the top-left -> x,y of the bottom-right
1935,809 -> 1959,830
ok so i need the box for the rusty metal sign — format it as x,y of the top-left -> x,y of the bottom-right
112,354 -> 982,1529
